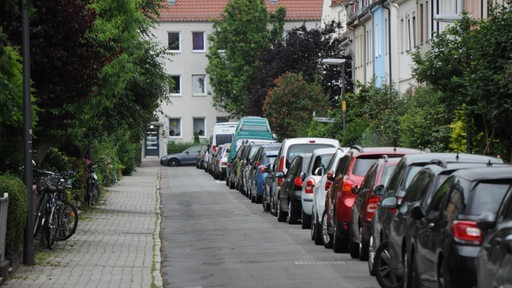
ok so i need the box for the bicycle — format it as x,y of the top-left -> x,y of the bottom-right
85,164 -> 100,206
33,172 -> 78,249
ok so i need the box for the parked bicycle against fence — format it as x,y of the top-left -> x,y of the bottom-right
33,170 -> 78,249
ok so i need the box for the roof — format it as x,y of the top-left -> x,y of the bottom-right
400,152 -> 503,166
158,0 -> 323,22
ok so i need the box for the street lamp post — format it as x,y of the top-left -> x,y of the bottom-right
322,58 -> 347,130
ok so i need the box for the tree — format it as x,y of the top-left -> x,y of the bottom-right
247,21 -> 349,116
263,72 -> 327,140
206,0 -> 285,116
412,5 -> 512,159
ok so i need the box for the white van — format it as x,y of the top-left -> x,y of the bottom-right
206,122 -> 238,169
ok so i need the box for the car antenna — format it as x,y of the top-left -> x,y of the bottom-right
487,160 -> 493,167
456,150 -> 460,161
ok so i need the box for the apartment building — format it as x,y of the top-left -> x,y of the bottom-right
322,0 -> 506,93
144,0 -> 324,157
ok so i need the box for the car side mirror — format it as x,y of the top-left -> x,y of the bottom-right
300,172 -> 307,180
315,167 -> 325,176
373,184 -> 384,196
381,196 -> 398,209
476,212 -> 497,231
275,171 -> 285,178
352,185 -> 360,194
186,151 -> 189,155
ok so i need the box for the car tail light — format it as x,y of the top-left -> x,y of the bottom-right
365,196 -> 381,222
213,145 -> 217,153
305,178 -> 315,194
451,220 -> 482,245
278,156 -> 285,185
308,140 -> 316,143
325,180 -> 332,191
294,176 -> 303,187
342,179 -> 354,194
221,161 -> 227,167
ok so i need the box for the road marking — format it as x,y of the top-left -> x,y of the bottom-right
294,260 -> 347,265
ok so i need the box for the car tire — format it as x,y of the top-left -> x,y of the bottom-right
359,227 -> 369,261
368,234 -> 377,276
404,247 -> 420,288
332,215 -> 347,253
349,226 -> 360,259
375,240 -> 403,288
302,211 -> 311,229
288,200 -> 299,224
322,211 -> 333,249
277,198 -> 287,222
168,159 -> 180,167
437,256 -> 452,288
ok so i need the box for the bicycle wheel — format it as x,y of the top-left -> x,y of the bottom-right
45,206 -> 59,250
33,194 -> 47,237
90,184 -> 100,206
59,202 -> 78,240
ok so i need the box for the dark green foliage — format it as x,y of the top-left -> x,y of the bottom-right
167,142 -> 196,154
0,176 -> 28,259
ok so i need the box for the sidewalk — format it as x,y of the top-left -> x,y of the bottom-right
4,159 -> 162,288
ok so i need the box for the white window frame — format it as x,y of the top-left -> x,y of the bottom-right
168,32 -> 181,52
192,74 -> 206,96
169,117 -> 182,138
193,117 -> 206,137
170,75 -> 181,96
192,31 -> 206,52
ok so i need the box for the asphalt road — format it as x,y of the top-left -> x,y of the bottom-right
159,166 -> 380,288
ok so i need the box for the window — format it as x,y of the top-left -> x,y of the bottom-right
170,75 -> 181,95
193,118 -> 206,136
192,75 -> 206,95
168,32 -> 180,51
192,32 -> 205,51
169,118 -> 181,137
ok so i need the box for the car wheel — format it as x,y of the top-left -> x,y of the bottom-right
270,193 -> 277,216
311,207 -> 317,240
368,234 -> 377,276
322,211 -> 333,248
277,197 -> 287,222
349,225 -> 360,259
437,256 -> 452,288
302,211 -> 312,229
375,240 -> 403,288
288,200 -> 299,224
359,227 -> 369,261
313,211 -> 323,245
332,215 -> 347,253
168,159 -> 179,167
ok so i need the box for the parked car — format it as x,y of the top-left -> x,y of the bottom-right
196,144 -> 210,169
368,152 -> 504,276
376,161 -> 503,288
227,140 -> 274,190
264,157 -> 279,215
322,146 -> 421,253
275,154 -> 311,224
349,156 -> 399,261
311,147 -> 349,245
271,137 -> 341,217
241,143 -> 266,196
300,147 -> 337,229
476,182 -> 512,288
211,144 -> 230,180
246,143 -> 281,204
160,145 -> 203,166
236,142 -> 264,195
407,166 -> 512,288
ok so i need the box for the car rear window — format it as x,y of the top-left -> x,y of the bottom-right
286,144 -> 335,164
466,182 -> 512,215
352,158 -> 378,177
216,134 -> 233,146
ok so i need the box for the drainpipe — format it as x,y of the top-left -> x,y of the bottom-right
382,3 -> 392,86
362,21 -> 367,84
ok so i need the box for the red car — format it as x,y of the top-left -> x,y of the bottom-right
322,146 -> 421,253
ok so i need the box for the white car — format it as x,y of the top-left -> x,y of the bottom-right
300,147 -> 338,229
270,137 -> 341,218
310,147 -> 349,245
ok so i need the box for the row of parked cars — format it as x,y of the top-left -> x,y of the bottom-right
195,136 -> 512,288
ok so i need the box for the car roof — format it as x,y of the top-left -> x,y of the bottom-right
399,152 -> 503,165
349,146 -> 422,156
449,165 -> 512,182
311,147 -> 338,156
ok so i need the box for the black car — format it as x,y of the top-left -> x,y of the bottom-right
377,161 -> 503,288
408,166 -> 512,288
368,152 -> 503,276
476,183 -> 512,288
275,154 -> 311,224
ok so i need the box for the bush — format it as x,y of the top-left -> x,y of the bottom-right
0,175 -> 28,259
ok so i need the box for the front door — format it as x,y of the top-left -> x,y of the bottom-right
145,126 -> 159,156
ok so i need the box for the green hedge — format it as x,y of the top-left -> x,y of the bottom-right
0,175 -> 28,258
